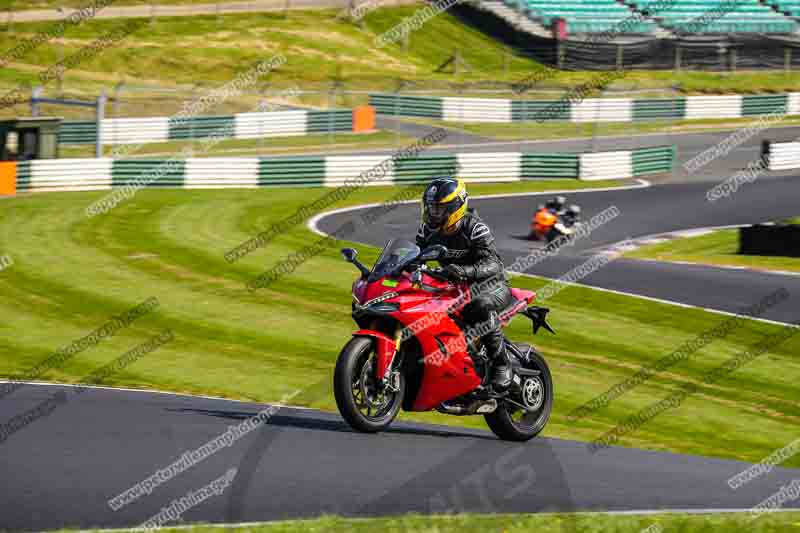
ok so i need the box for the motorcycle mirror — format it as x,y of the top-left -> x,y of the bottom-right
420,244 -> 447,261
340,248 -> 358,262
341,247 -> 370,277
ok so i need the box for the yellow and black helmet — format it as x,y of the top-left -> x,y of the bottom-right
422,178 -> 468,234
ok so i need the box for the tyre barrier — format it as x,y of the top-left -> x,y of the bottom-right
740,224 -> 800,257
369,93 -> 800,123
0,145 -> 674,195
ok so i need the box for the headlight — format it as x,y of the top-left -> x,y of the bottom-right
353,292 -> 400,315
359,292 -> 399,308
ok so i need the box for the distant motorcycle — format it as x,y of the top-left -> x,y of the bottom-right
334,239 -> 555,442
529,204 -> 581,243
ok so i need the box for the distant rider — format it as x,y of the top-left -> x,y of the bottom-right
562,204 -> 581,228
544,195 -> 566,216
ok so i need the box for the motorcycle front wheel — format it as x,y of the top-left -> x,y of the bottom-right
484,343 -> 553,442
334,336 -> 404,433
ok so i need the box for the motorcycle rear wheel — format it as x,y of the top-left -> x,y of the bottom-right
334,336 -> 404,433
484,343 -> 553,442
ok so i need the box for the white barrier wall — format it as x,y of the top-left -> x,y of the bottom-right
25,159 -> 113,192
572,98 -> 633,123
456,152 -> 522,182
684,95 -> 744,120
324,156 -> 395,187
579,151 -> 633,181
788,94 -> 800,116
767,141 -> 800,171
443,98 -> 512,123
184,158 -> 260,188
234,111 -> 308,139
101,118 -> 171,145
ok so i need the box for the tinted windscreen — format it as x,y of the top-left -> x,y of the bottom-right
369,239 -> 420,282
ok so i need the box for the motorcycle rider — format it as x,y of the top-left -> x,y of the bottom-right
562,204 -> 581,227
416,177 -> 514,392
544,195 -> 566,216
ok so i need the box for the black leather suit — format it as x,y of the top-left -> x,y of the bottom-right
416,210 -> 513,364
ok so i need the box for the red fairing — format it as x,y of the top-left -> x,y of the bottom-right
371,273 -> 482,411
352,330 -> 396,379
411,328 -> 482,411
349,269 -> 531,412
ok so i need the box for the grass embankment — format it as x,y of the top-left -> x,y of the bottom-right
0,7 -> 541,118
1,180 -> 799,466
627,228 -> 800,274
2,8 -> 800,119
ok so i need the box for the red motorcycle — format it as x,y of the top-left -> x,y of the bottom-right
334,239 -> 554,441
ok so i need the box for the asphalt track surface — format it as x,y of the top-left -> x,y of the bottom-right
2,383 -> 799,532
317,176 -> 800,325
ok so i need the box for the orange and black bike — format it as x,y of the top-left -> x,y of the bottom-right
529,204 -> 581,242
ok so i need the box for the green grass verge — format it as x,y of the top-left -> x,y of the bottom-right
626,229 -> 800,274
60,131 -> 414,158
1,180 -> 799,467
56,511 -> 800,532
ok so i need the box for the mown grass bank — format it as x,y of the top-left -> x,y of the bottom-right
59,510 -> 800,532
626,228 -> 800,274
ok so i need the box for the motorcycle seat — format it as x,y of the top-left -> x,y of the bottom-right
510,287 -> 535,303
499,288 -> 536,326
499,297 -> 528,326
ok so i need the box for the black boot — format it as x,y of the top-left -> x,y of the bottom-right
483,330 -> 512,391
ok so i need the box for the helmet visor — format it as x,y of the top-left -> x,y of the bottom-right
424,202 -> 450,228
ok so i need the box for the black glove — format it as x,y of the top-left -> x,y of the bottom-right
444,264 -> 471,281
